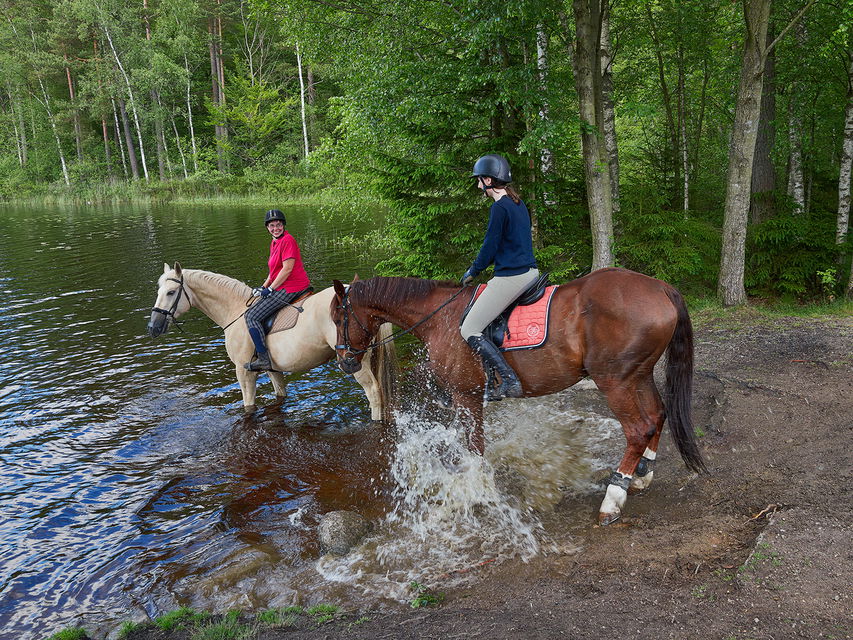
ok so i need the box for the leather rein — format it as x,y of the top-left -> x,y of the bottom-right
335,284 -> 468,357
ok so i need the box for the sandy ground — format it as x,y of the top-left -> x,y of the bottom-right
123,309 -> 852,640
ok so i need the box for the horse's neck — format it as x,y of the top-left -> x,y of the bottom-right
184,270 -> 249,327
367,286 -> 458,340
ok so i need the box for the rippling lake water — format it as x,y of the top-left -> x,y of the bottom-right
0,202 -> 621,640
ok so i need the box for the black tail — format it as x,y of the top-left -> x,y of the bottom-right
664,287 -> 707,473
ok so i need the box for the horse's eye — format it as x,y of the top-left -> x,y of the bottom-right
167,291 -> 175,296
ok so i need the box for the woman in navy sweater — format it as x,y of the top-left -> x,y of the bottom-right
460,154 -> 539,399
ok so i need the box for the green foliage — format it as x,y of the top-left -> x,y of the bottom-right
45,628 -> 88,640
409,581 -> 444,608
616,204 -> 720,292
154,606 -> 209,631
746,210 -> 843,301
117,621 -> 142,639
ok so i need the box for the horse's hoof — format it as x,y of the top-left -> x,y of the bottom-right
598,511 -> 621,526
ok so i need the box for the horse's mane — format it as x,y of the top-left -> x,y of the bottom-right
354,276 -> 458,307
183,269 -> 252,298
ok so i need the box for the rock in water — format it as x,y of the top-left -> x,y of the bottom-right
318,511 -> 370,555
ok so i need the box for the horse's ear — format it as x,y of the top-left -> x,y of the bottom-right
333,279 -> 346,300
163,262 -> 170,274
352,273 -> 360,282
174,262 -> 182,276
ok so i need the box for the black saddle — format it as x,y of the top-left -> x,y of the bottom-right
461,272 -> 551,347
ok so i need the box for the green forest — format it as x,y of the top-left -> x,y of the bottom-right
1,0 -> 851,303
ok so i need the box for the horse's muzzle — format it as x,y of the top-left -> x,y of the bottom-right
147,312 -> 168,338
338,356 -> 362,374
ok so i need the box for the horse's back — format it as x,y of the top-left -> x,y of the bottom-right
567,268 -> 678,322
556,269 -> 681,364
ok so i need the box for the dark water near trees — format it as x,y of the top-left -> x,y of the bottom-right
0,203 -> 394,638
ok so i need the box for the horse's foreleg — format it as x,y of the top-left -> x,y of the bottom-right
352,367 -> 383,422
452,392 -> 485,455
597,379 -> 662,525
235,365 -> 258,409
269,371 -> 287,398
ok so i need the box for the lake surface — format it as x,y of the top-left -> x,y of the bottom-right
0,202 -> 620,639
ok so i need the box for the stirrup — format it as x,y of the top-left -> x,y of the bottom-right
244,354 -> 272,371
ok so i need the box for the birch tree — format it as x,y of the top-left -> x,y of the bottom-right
838,47 -> 853,299
718,0 -> 816,306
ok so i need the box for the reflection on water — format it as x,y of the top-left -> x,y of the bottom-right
0,203 -> 620,639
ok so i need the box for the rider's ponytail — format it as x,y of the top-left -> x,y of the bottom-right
493,180 -> 521,205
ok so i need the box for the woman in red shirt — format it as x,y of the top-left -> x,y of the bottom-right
244,209 -> 312,371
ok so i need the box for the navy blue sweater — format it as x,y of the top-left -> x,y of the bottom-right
471,196 -> 537,277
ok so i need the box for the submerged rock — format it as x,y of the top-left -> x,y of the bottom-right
318,510 -> 370,555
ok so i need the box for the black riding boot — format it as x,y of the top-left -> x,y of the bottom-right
245,328 -> 273,371
466,334 -> 523,400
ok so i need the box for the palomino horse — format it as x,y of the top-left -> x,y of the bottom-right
331,268 -> 706,525
148,262 -> 395,420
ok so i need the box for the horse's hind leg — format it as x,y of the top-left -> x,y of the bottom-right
597,376 -> 665,525
269,371 -> 287,398
629,378 -> 665,494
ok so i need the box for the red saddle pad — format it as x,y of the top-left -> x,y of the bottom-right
472,284 -> 558,350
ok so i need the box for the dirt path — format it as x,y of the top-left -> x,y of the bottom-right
125,310 -> 852,640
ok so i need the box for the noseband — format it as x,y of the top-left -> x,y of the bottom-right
151,276 -> 188,332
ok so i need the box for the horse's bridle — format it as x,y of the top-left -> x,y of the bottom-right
334,283 -> 469,360
151,276 -> 189,332
335,286 -> 373,360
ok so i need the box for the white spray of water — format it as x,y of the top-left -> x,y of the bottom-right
317,393 -> 622,599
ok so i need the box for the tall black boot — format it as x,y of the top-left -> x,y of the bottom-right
245,327 -> 273,371
466,334 -> 523,400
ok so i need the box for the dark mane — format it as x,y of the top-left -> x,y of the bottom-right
353,277 -> 459,308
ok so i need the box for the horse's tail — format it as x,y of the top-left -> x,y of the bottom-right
369,322 -> 398,422
663,286 -> 707,474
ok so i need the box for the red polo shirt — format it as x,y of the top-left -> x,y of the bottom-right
268,231 -> 311,292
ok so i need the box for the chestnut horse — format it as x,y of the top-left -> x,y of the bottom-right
331,268 -> 706,525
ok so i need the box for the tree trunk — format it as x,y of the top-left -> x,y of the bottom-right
536,25 -> 554,184
787,98 -> 805,212
118,96 -> 140,180
296,41 -> 310,158
64,56 -> 83,161
678,45 -> 690,213
104,25 -> 149,181
101,117 -> 113,177
574,0 -> 614,270
171,115 -> 189,179
750,26 -> 777,224
209,12 -> 228,173
183,54 -> 198,173
787,23 -> 807,213
646,4 -> 679,206
112,97 -> 129,178
838,48 -> 853,299
600,9 -> 620,216
6,83 -> 24,166
718,0 -> 771,305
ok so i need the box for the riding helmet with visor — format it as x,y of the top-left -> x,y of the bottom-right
264,209 -> 286,227
471,154 -> 512,184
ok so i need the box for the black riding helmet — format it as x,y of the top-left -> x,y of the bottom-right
471,154 -> 512,184
264,209 -> 286,227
